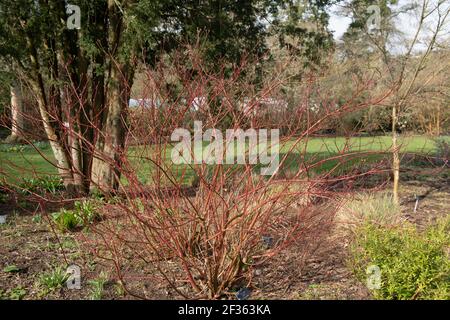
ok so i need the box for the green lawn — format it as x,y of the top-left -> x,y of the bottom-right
0,135 -> 443,185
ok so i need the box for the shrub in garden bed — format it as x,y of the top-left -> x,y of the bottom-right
349,216 -> 450,300
86,51 -> 391,299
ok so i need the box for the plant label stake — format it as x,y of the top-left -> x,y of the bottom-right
414,194 -> 419,213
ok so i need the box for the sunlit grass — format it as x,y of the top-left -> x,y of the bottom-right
0,135 -> 442,185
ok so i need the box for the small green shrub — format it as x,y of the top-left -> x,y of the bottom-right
349,216 -> 450,300
32,214 -> 42,224
89,188 -> 106,201
0,286 -> 27,300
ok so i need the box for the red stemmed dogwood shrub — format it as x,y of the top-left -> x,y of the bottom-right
0,47 -> 393,299
84,50 -> 392,299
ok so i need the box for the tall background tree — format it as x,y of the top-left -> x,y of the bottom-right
0,1 -> 270,190
338,0 -> 449,203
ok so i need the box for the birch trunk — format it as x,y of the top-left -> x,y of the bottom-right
392,104 -> 400,205
29,75 -> 75,191
6,83 -> 24,143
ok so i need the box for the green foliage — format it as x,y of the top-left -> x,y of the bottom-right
8,286 -> 27,300
3,265 -> 20,273
32,214 -> 42,224
152,0 -> 271,65
52,209 -> 81,232
89,188 -> 106,201
0,144 -> 26,153
342,0 -> 403,58
38,266 -> 69,294
0,192 -> 8,204
0,287 -> 27,300
270,0 -> 335,67
88,272 -> 108,300
349,216 -> 450,300
52,200 -> 101,232
73,199 -> 101,224
434,136 -> 449,165
20,175 -> 64,194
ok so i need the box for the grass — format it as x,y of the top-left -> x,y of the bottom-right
0,135 -> 443,185
336,192 -> 401,232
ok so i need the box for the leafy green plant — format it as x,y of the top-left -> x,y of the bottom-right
52,200 -> 100,232
73,200 -> 101,225
52,209 -> 82,232
88,272 -> 108,300
89,188 -> 106,201
20,175 -> 64,194
3,265 -> 20,273
9,286 -> 27,300
32,214 -> 42,224
349,216 -> 450,300
38,266 -> 69,294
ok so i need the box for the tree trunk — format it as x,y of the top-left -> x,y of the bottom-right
91,65 -> 129,192
90,0 -> 134,193
5,83 -> 24,143
392,104 -> 400,205
436,108 -> 440,136
67,121 -> 84,189
23,29 -> 81,193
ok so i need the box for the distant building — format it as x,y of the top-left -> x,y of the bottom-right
128,98 -> 161,108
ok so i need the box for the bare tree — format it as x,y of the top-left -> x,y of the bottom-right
4,81 -> 24,143
340,0 -> 449,203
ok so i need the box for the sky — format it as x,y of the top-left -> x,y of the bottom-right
328,0 -> 450,47
328,4 -> 352,40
